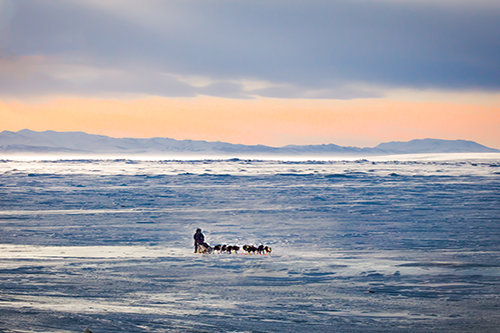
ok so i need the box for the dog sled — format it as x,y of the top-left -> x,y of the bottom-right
195,242 -> 213,254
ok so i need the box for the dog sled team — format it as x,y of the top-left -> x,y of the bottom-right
194,228 -> 272,255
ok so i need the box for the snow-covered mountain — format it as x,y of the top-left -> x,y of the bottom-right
374,138 -> 499,154
0,129 -> 498,156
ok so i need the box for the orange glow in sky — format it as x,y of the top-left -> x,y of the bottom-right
1,96 -> 499,148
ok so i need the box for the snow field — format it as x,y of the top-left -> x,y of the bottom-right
1,156 -> 499,332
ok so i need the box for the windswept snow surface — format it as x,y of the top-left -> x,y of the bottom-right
1,154 -> 500,332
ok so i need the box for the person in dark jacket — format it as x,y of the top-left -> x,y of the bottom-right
193,228 -> 205,253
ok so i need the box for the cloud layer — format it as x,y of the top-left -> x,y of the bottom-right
1,0 -> 500,100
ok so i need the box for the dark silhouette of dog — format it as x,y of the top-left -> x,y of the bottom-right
225,245 -> 239,254
243,245 -> 257,254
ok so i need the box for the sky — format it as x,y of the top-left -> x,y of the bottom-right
0,0 -> 499,148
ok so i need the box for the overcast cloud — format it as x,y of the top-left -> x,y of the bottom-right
1,0 -> 499,100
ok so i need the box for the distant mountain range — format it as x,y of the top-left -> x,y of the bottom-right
0,129 -> 498,157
